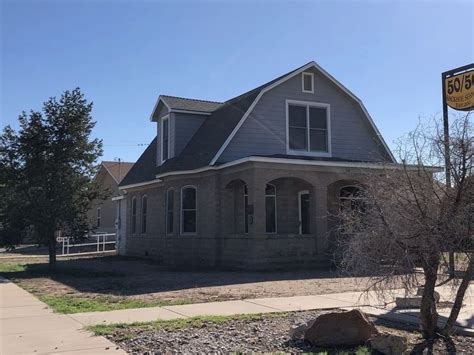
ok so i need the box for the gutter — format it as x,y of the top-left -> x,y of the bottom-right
118,156 -> 442,190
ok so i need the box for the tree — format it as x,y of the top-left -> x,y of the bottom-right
0,88 -> 106,269
335,112 -> 472,339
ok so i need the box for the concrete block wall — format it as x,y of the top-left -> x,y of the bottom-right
122,162 -> 368,270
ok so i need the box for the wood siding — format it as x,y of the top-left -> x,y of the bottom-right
219,68 -> 389,162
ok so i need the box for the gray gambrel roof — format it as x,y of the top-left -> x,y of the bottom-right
160,95 -> 223,113
120,62 -> 395,188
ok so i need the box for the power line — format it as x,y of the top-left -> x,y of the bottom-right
103,143 -> 150,147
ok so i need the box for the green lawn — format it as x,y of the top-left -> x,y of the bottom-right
88,314 -> 272,335
39,295 -> 194,314
0,261 -> 193,313
0,262 -> 123,278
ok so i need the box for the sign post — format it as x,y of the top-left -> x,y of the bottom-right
441,63 -> 474,277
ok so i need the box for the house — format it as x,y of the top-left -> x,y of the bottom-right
117,61 -> 397,269
88,161 -> 134,234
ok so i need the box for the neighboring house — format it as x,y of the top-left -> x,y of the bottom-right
118,61 -> 398,269
88,161 -> 134,234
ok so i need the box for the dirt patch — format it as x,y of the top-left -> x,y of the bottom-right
2,255 -> 403,305
100,310 -> 474,354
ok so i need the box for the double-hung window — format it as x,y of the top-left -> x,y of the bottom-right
131,197 -> 137,234
181,186 -> 197,234
141,196 -> 147,234
166,188 -> 174,235
287,101 -> 330,156
243,185 -> 249,234
265,184 -> 277,234
161,116 -> 169,162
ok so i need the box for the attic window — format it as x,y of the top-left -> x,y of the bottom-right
302,72 -> 314,93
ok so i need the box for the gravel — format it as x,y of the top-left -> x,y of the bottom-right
102,311 -> 474,354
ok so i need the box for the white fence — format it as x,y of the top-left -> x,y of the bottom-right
56,233 -> 116,256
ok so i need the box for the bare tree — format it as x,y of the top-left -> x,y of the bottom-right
336,112 -> 473,339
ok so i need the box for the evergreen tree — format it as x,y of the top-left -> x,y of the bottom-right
0,88 -> 106,268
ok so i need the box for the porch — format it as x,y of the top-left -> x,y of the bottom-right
217,163 -> 365,269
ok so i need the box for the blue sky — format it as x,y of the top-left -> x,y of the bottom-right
1,0 -> 473,162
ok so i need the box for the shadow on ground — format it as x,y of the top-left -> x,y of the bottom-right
0,255 -> 360,297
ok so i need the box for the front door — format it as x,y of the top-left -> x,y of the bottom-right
298,191 -> 310,234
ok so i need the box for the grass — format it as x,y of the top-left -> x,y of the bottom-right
0,261 -> 194,314
38,295 -> 194,314
0,262 -> 124,278
88,313 -> 280,335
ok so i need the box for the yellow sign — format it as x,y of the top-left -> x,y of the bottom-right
444,70 -> 474,111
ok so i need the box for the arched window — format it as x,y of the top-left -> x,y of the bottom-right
243,184 -> 249,234
141,195 -> 147,234
265,184 -> 277,234
131,197 -> 137,234
166,188 -> 174,235
181,186 -> 197,234
340,186 -> 365,212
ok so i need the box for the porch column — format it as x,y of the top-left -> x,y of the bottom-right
314,184 -> 328,253
247,174 -> 266,237
117,197 -> 127,255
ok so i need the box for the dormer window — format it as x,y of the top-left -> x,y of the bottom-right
161,115 -> 170,163
302,72 -> 314,93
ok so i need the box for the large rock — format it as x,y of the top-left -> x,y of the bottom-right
289,319 -> 316,340
303,309 -> 378,347
370,332 -> 408,355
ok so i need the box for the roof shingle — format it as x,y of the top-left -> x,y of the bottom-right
160,95 -> 223,113
102,161 -> 134,183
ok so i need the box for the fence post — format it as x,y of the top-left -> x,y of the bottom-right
66,238 -> 70,255
62,239 -> 65,255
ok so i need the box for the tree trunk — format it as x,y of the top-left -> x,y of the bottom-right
443,254 -> 473,335
420,258 -> 440,338
48,234 -> 57,271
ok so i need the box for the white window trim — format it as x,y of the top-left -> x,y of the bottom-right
141,195 -> 148,235
265,184 -> 277,234
286,99 -> 332,157
166,188 -> 174,235
298,190 -> 309,234
160,115 -> 170,164
180,185 -> 197,235
302,72 -> 314,93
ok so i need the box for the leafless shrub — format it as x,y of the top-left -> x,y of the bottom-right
336,112 -> 473,338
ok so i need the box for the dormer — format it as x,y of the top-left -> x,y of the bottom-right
150,95 -> 222,166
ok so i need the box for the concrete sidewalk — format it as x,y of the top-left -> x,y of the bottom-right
0,277 -> 125,355
2,278 -> 472,355
70,286 -> 474,335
